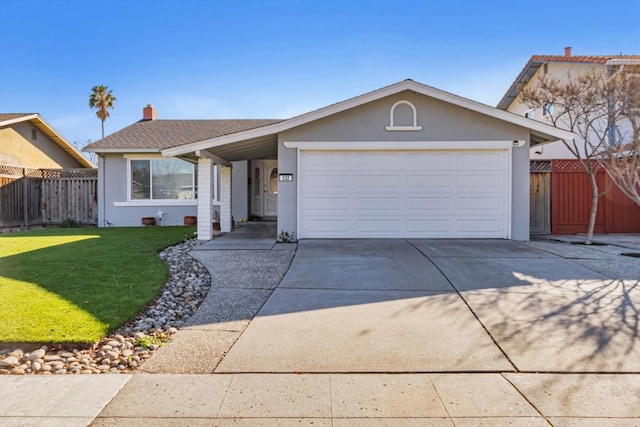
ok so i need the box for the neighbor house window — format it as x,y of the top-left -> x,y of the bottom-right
543,103 -> 553,117
130,158 -> 195,200
524,110 -> 534,119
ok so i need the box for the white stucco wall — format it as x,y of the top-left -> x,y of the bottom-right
277,90 -> 532,240
507,62 -> 607,160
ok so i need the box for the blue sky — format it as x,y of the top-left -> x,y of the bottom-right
1,0 -> 639,147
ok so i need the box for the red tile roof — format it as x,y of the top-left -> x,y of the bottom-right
529,55 -> 640,64
497,54 -> 640,110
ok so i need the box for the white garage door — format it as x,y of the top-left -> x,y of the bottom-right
299,150 -> 510,239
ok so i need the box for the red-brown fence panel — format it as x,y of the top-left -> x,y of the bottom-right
551,159 -> 640,234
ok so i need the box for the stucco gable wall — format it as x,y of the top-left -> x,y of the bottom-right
281,91 -> 529,143
278,90 -> 532,240
0,122 -> 84,168
506,62 -> 604,160
507,62 -> 604,117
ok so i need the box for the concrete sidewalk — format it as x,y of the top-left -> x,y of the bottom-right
197,221 -> 279,250
1,372 -> 638,426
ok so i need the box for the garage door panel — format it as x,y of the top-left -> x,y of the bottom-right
456,197 -> 503,211
406,173 -> 452,188
355,153 -> 401,170
356,197 -> 401,212
406,152 -> 454,169
304,219 -> 351,234
457,219 -> 504,233
407,219 -> 452,233
456,172 -> 504,188
304,173 -> 350,188
457,151 -> 505,168
299,150 -> 509,239
406,197 -> 451,212
303,196 -> 351,212
356,174 -> 400,189
355,219 -> 401,233
304,153 -> 349,170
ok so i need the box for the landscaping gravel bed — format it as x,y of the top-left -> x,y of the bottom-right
0,238 -> 211,375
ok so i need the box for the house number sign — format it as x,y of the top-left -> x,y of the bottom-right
278,173 -> 293,182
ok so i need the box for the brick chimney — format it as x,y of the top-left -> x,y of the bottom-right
564,46 -> 572,57
143,104 -> 157,121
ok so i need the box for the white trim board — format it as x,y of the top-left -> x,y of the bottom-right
284,140 -> 527,150
113,200 -> 201,207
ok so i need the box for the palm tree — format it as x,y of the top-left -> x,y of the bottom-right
89,85 -> 116,138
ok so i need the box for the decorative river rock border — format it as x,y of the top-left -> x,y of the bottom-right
0,238 -> 211,375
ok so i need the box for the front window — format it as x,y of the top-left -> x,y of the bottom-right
130,158 -> 195,200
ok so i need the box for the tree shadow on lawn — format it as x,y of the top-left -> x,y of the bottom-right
0,227 -> 194,344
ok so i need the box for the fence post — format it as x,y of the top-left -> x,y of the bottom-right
22,168 -> 29,228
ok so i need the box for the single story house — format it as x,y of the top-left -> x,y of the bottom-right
0,113 -> 95,169
85,79 -> 573,240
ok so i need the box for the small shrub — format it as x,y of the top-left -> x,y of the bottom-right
60,218 -> 81,228
134,332 -> 170,349
278,230 -> 296,243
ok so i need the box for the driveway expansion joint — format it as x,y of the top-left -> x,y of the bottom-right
405,239 -> 520,372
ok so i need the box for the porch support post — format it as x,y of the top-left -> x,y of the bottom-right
197,157 -> 213,240
219,165 -> 232,232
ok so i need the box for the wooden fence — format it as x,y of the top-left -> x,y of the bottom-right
530,161 -> 551,235
0,164 -> 97,229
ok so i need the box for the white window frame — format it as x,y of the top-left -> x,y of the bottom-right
524,110 -> 534,119
113,154 -> 219,207
543,103 -> 553,117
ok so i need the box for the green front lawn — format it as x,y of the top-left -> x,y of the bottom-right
0,227 -> 195,343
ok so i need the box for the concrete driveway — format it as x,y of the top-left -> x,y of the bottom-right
217,238 -> 640,374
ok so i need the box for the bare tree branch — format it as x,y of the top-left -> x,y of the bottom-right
519,68 -> 613,244
600,65 -> 640,206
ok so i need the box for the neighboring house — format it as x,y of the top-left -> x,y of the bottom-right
497,48 -> 640,234
0,113 -> 95,169
85,79 -> 572,241
497,47 -> 640,160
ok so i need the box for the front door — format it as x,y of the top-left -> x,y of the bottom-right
263,160 -> 278,217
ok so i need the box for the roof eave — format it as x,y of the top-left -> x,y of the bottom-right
0,114 -> 39,127
496,60 -> 544,111
85,147 -> 162,154
163,79 -> 576,157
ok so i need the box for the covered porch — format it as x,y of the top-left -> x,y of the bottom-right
197,221 -> 278,249
171,132 -> 280,240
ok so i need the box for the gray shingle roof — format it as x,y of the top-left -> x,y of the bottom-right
85,119 -> 283,151
0,113 -> 37,122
